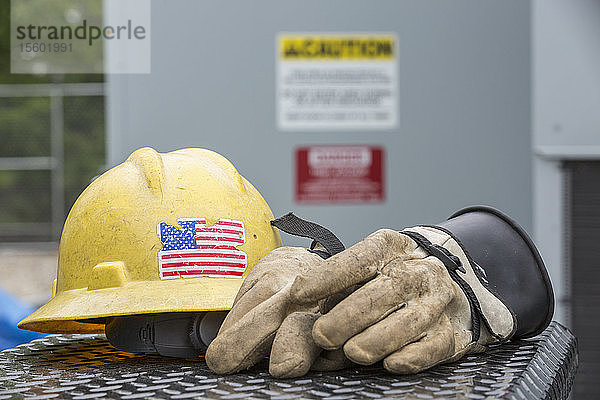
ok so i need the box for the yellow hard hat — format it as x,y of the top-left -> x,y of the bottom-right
18,147 -> 282,334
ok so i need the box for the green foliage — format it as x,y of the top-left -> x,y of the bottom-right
63,96 -> 105,211
0,0 -> 106,240
0,170 -> 51,223
0,0 -> 103,83
0,97 -> 51,157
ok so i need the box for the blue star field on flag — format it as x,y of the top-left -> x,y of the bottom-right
158,220 -> 197,251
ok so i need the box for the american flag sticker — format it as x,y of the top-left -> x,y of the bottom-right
157,218 -> 248,280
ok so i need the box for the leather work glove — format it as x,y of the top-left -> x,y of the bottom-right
205,214 -> 353,378
205,247 -> 352,377
290,206 -> 554,374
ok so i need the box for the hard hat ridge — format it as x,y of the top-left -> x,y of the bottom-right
170,148 -> 247,195
126,147 -> 166,195
18,147 -> 282,334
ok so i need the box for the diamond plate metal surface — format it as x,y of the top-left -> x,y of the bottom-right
0,321 -> 577,399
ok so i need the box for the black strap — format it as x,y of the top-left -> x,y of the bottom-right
271,213 -> 345,259
402,230 -> 491,343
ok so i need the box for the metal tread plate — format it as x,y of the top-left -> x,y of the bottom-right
0,321 -> 577,399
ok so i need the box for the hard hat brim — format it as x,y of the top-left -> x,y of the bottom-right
18,277 -> 243,334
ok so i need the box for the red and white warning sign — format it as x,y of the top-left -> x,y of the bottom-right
295,145 -> 384,203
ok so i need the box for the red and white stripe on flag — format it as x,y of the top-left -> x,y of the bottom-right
158,218 -> 248,280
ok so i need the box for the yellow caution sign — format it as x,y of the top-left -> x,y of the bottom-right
279,34 -> 395,60
277,32 -> 398,130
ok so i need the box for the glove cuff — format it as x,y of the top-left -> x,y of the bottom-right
402,226 -> 516,345
436,206 -> 554,339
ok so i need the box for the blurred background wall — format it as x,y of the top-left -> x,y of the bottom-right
107,0 -> 532,249
532,1 -> 600,397
0,0 -> 598,397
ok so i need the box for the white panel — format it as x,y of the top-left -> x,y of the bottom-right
533,0 -> 600,147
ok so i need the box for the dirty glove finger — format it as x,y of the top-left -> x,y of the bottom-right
342,300 -> 445,365
233,247 -> 313,304
311,349 -> 354,371
291,229 -> 413,303
382,314 -> 455,374
220,247 -> 322,334
269,311 -> 321,378
219,276 -> 285,333
317,284 -> 360,315
206,290 -> 290,374
313,256 -> 454,352
312,271 -> 407,350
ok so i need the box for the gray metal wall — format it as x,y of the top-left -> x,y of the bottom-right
107,0 -> 532,248
533,0 -> 600,153
533,1 -> 600,397
532,0 -> 600,325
